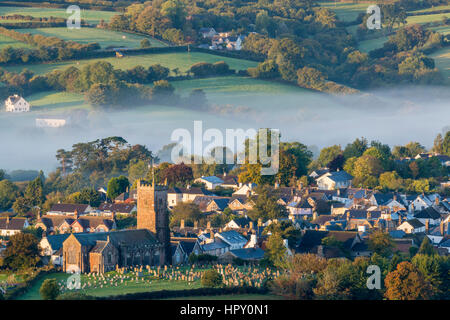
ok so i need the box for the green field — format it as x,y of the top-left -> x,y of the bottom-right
358,36 -> 388,52
0,33 -> 34,49
319,1 -> 369,22
408,5 -> 450,14
0,6 -> 116,25
16,27 -> 167,49
5,52 -> 258,75
17,272 -> 203,300
405,12 -> 450,25
430,25 -> 450,35
430,46 -> 450,84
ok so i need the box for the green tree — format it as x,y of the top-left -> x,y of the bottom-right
2,233 -> 40,270
140,38 -> 151,48
417,237 -> 437,256
265,233 -> 287,268
107,175 -> 129,201
368,231 -> 395,258
247,185 -> 288,221
40,279 -> 60,300
0,179 -> 19,210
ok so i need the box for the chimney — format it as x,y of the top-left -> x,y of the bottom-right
440,221 -> 444,236
210,230 -> 214,240
346,211 -> 350,221
425,220 -> 429,233
112,211 -> 116,220
249,233 -> 257,248
435,197 -> 440,206
194,220 -> 198,229
180,219 -> 185,229
249,221 -> 254,230
398,215 -> 402,226
207,220 -> 211,229
313,212 -> 318,221
274,181 -> 279,189
367,211 -> 371,220
258,218 -> 262,227
75,210 -> 79,220
6,215 -> 10,224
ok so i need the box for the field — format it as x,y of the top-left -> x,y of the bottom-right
0,33 -> 34,49
358,36 -> 388,52
405,12 -> 450,25
430,46 -> 450,84
0,6 -> 116,25
16,27 -> 167,49
407,5 -> 450,14
430,25 -> 450,35
319,1 -> 369,22
5,51 -> 258,75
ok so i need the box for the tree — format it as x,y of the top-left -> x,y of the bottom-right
265,233 -> 287,268
417,237 -> 437,256
107,175 -> 129,201
247,185 -> 288,221
384,261 -> 432,300
379,171 -> 404,191
368,231 -> 395,257
2,233 -> 40,270
412,254 -> 450,299
318,145 -> 342,168
72,188 -> 102,207
201,269 -> 223,288
160,162 -> 193,186
140,38 -> 151,48
161,0 -> 186,29
443,131 -> 450,156
56,149 -> 73,175
297,66 -> 326,90
40,279 -> 60,300
0,179 -> 19,210
268,38 -> 305,81
343,138 -> 368,159
24,173 -> 45,207
170,202 -> 202,227
128,160 -> 149,184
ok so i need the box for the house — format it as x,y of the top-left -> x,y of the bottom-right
114,189 -> 137,203
47,203 -> 92,216
228,195 -> 254,212
297,230 -> 362,257
225,217 -> 253,230
397,219 -> 426,234
5,94 -> 30,113
35,215 -> 116,234
0,217 -> 29,236
171,239 -> 197,265
309,169 -> 329,179
98,203 -> 136,216
215,230 -> 248,250
217,174 -> 239,189
286,199 -> 313,220
167,187 -> 214,207
194,176 -> 224,190
316,171 -> 353,190
199,27 -> 217,39
39,233 -> 70,267
233,183 -> 257,196
427,221 -> 449,245
414,207 -> 442,226
409,194 -> 433,212
219,247 -> 265,263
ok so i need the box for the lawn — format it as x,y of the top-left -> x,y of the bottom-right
5,52 -> 258,75
405,12 -> 450,25
0,6 -> 116,25
430,46 -> 450,84
25,91 -> 91,113
0,33 -> 34,49
16,27 -> 167,49
430,25 -> 450,35
319,1 -> 369,22
407,5 -> 450,14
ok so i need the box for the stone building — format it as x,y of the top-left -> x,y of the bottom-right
61,179 -> 170,273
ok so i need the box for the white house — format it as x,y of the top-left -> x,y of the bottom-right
199,27 -> 217,39
397,219 -> 426,234
409,194 -> 433,213
194,176 -> 224,190
316,171 -> 353,190
5,94 -> 30,112
0,217 -> 29,236
233,183 -> 257,196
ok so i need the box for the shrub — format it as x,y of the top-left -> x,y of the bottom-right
40,279 -> 60,300
201,269 -> 223,288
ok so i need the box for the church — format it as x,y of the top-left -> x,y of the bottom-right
61,179 -> 171,273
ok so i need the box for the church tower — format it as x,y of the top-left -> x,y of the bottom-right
137,179 -> 170,265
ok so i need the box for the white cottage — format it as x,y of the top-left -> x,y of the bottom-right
5,94 -> 30,113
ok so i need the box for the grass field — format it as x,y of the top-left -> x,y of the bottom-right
0,6 -> 116,25
430,25 -> 450,35
407,5 -> 450,14
0,33 -> 34,49
16,27 -> 167,49
17,272 -> 203,300
430,46 -> 450,84
358,36 -> 388,52
319,2 -> 369,22
405,12 -> 450,25
5,52 -> 259,75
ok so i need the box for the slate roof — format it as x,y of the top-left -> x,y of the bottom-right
44,234 -> 70,252
299,230 -> 358,251
320,171 -> 353,182
405,219 -> 425,228
49,203 -> 89,213
210,198 -> 230,211
228,247 -> 265,260
199,176 -> 224,184
0,217 -> 27,230
202,241 -> 229,251
217,230 -> 247,245
230,217 -> 253,228
90,240 -> 108,253
71,229 -> 159,247
415,207 -> 442,220
371,193 -> 394,206
98,203 -> 135,214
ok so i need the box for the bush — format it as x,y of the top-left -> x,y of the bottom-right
40,279 -> 60,300
201,269 -> 223,288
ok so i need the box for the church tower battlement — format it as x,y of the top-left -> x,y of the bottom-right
137,179 -> 170,265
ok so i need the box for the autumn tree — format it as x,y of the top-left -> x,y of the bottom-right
384,261 -> 432,300
2,233 -> 40,270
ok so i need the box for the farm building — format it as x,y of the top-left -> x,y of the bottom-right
5,94 -> 30,113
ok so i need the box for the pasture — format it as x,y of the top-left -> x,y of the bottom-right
358,36 -> 388,52
16,27 -> 167,49
0,33 -> 34,49
5,51 -> 259,75
0,6 -> 116,25
319,1 -> 369,22
430,46 -> 450,84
